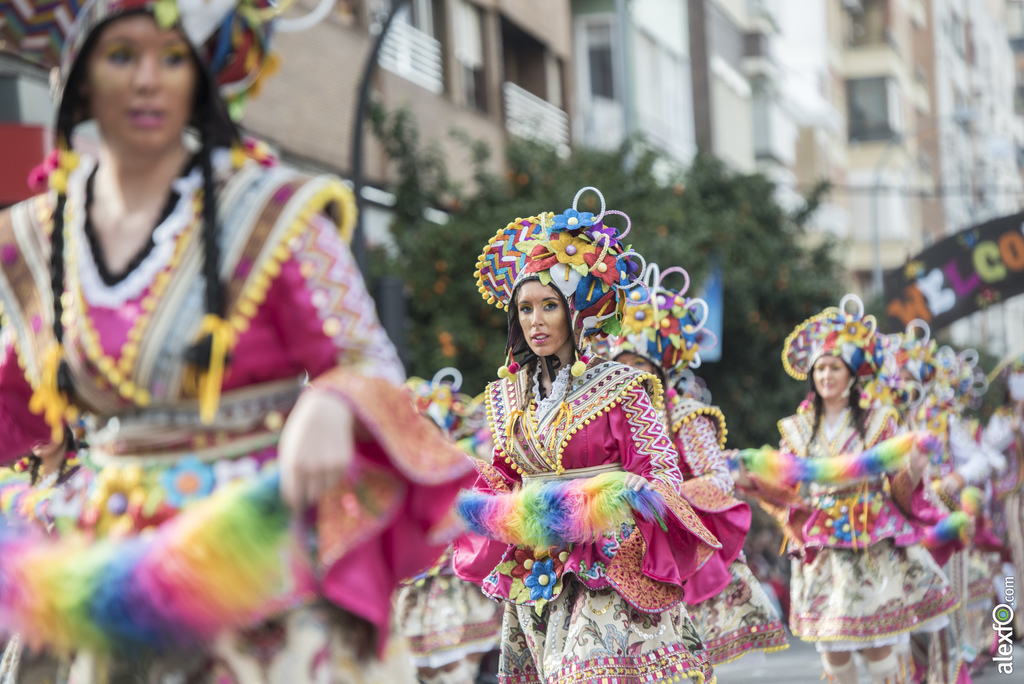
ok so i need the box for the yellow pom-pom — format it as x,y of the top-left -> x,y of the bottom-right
498,366 -> 510,379
571,360 -> 587,377
49,169 -> 68,193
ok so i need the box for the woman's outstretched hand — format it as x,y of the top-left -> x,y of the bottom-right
278,389 -> 356,510
623,472 -> 652,491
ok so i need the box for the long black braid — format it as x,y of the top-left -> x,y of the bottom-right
184,128 -> 226,370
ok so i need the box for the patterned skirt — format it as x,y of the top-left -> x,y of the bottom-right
498,575 -> 715,684
397,574 -> 503,668
790,540 -> 958,644
685,561 -> 788,665
58,606 -> 416,684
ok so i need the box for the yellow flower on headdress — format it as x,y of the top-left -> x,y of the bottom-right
835,319 -> 869,344
548,232 -> 594,269
621,304 -> 653,335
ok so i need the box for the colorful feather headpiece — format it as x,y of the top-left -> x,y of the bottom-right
406,368 -> 474,441
782,294 -> 885,381
475,187 -> 646,378
609,263 -> 716,389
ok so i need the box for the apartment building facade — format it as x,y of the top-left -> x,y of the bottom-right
241,0 -> 574,246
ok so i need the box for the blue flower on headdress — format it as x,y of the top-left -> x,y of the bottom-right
524,558 -> 557,600
551,208 -> 596,234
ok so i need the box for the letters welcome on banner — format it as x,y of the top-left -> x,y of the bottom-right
883,213 -> 1024,332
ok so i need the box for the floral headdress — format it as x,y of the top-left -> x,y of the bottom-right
782,294 -> 886,381
475,187 -> 645,379
893,319 -> 938,387
933,346 -> 988,411
406,368 -> 473,441
610,263 -> 716,392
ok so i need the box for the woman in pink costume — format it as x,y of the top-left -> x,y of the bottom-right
0,1 -> 472,680
736,295 -> 956,684
398,369 -> 502,684
984,355 -> 1024,638
894,327 -> 1005,683
609,263 -> 787,665
454,188 -> 722,684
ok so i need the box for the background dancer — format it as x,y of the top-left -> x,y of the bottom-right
735,295 -> 956,684
399,369 -> 502,684
609,263 -> 788,666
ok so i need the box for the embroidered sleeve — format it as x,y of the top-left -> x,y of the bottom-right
0,338 -> 50,464
267,214 -> 472,485
266,213 -> 403,385
676,415 -> 733,494
614,384 -> 684,490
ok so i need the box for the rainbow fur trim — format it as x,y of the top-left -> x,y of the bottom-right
959,486 -> 983,517
922,511 -> 970,549
737,432 -> 939,486
0,468 -> 313,654
457,472 -> 667,549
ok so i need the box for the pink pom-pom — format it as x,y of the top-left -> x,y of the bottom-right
27,150 -> 60,193
666,387 -> 678,399
580,355 -> 590,364
507,362 -> 521,374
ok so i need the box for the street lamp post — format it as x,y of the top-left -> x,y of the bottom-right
349,0 -> 412,273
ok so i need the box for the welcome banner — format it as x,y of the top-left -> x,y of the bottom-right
884,213 -> 1024,333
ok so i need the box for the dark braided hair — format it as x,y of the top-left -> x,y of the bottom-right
184,126 -> 226,370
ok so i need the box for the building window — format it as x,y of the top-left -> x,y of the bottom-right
847,76 -> 901,142
586,22 -> 616,100
453,0 -> 486,112
847,0 -> 887,47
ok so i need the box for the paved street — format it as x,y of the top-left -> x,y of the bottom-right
713,635 -> 1022,683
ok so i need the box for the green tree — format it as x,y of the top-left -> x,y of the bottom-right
367,104 -> 848,448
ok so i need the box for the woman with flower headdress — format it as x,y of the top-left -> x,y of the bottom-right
397,369 -> 503,684
984,354 -> 1024,638
894,330 -> 1007,682
453,188 -> 722,684
734,295 -> 956,684
0,1 -> 473,681
609,263 -> 788,666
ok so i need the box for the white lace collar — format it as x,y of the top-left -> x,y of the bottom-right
822,407 -> 851,444
533,362 -> 573,420
66,153 -> 219,310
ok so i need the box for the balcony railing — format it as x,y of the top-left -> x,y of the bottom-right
503,81 -> 570,156
379,21 -> 444,94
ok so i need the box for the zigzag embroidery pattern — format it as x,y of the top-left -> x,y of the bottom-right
619,383 -> 684,488
0,1 -> 84,68
478,219 -> 543,304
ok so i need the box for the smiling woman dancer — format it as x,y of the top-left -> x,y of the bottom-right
0,1 -> 471,681
454,189 -> 723,684
735,296 -> 957,684
610,263 -> 788,667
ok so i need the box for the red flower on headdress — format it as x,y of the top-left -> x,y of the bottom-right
583,251 -> 619,286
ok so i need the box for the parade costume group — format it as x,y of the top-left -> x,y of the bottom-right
0,3 -> 1022,684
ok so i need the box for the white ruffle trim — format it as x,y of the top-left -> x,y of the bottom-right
67,151 -> 230,310
533,363 -> 572,421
